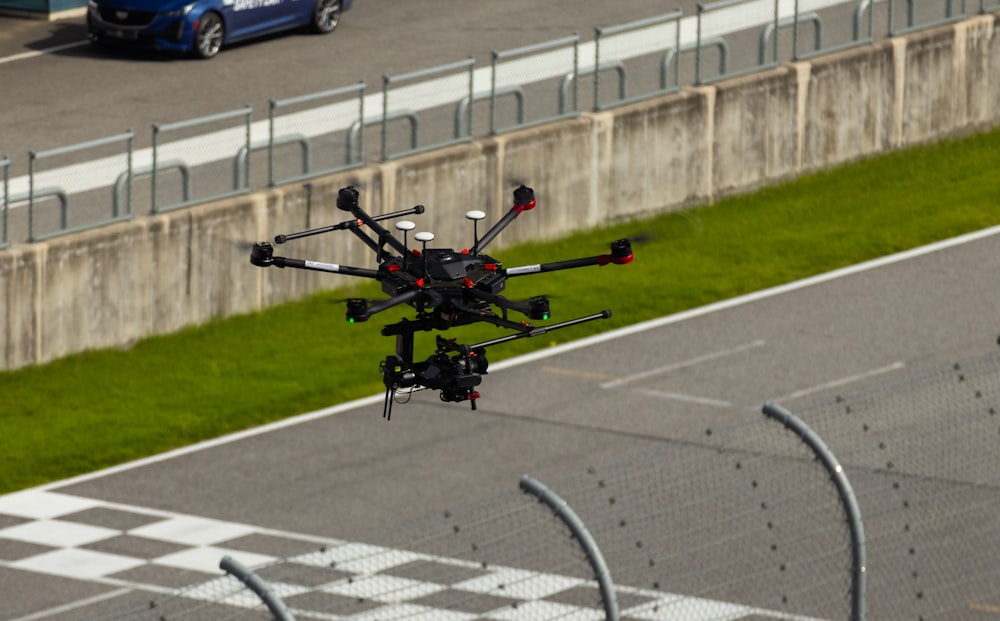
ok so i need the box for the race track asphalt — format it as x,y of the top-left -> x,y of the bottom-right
3,225 -> 998,620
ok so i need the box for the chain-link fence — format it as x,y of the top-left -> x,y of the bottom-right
79,346 -> 1000,621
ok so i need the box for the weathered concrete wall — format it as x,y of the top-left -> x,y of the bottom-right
597,88 -> 713,219
799,40 -> 898,170
1,15 -> 998,370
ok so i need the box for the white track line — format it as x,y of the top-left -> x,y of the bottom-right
771,360 -> 906,403
600,339 -> 766,389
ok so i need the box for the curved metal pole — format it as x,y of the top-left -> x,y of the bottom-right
220,555 -> 297,621
762,401 -> 867,621
759,12 -> 823,64
454,86 -> 526,138
663,37 -> 729,89
520,474 -> 620,621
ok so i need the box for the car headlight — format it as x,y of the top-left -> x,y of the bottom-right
165,2 -> 196,15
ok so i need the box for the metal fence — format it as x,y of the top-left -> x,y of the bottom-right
1,0 -> 993,248
82,345 -> 1000,621
25,131 -> 134,242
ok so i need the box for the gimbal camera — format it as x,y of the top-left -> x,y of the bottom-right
250,184 -> 633,418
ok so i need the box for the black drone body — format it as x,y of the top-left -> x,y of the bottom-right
250,185 -> 633,418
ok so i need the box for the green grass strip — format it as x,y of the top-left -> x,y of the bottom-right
2,126 -> 999,495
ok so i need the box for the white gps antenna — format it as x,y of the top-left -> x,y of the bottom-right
466,210 -> 486,251
395,220 -> 416,266
414,231 -> 435,252
414,231 -> 435,280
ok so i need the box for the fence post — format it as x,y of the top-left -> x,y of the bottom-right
28,150 -> 35,242
220,555 -> 296,621
520,474 -> 620,621
762,401 -> 867,621
1,156 -> 8,249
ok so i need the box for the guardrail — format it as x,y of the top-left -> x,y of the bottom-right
0,0 -> 990,247
26,131 -> 134,242
268,81 -> 367,186
152,106 -> 253,213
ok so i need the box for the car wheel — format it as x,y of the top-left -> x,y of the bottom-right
311,0 -> 341,34
194,11 -> 224,58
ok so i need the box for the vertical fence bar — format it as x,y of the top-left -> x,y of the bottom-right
793,0 -> 801,60
466,58 -> 474,138
762,401 -> 867,621
696,4 -> 705,84
268,98 -> 276,188
594,26 -> 602,111
124,130 -> 133,218
490,50 -> 499,135
151,124 -> 160,214
1,156 -> 8,249
572,34 -> 580,115
243,106 -> 252,191
27,151 -> 34,242
520,474 -> 620,621
357,82 -> 365,164
773,0 -> 780,63
220,556 -> 296,621
381,74 -> 390,161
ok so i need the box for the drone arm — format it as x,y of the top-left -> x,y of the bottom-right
250,242 -> 379,279
337,187 -> 414,258
469,185 -> 536,255
353,289 -> 420,322
505,239 -> 633,278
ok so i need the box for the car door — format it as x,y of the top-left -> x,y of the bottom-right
223,0 -> 301,39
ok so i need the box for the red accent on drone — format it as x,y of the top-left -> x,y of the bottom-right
513,198 -> 536,215
597,252 -> 635,266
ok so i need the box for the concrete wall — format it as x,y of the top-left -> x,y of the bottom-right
1,15 -> 998,371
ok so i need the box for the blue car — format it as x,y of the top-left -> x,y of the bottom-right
86,0 -> 351,58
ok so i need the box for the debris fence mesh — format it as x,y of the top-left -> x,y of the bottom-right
87,348 -> 1000,621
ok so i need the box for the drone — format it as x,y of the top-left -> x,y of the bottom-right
250,184 -> 634,419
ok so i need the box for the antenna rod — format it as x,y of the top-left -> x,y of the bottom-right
274,204 -> 424,244
471,310 -> 611,350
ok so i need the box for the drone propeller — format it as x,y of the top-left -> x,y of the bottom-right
230,239 -> 259,252
619,231 -> 657,245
